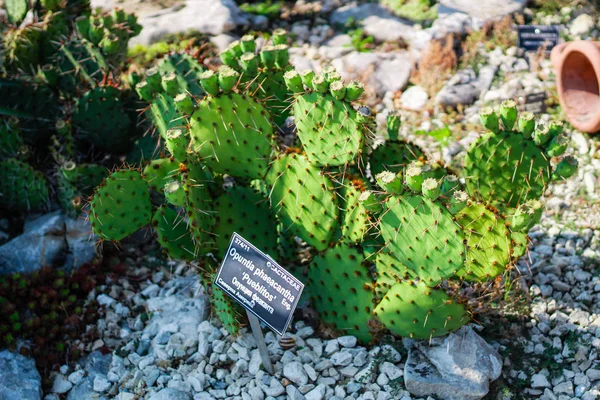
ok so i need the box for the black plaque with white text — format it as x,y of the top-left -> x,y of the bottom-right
518,25 -> 560,52
214,232 -> 304,336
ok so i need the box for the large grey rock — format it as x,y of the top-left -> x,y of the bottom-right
439,0 -> 526,24
0,211 -> 97,275
331,51 -> 413,96
404,326 -> 502,400
131,0 -> 248,45
330,2 -> 417,43
0,350 -> 42,400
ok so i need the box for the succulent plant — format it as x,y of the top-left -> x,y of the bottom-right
87,30 -> 578,342
463,101 -> 577,212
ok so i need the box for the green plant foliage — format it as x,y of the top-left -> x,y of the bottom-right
6,0 -> 29,25
87,29 -> 578,343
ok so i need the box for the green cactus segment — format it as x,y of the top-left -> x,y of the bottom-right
380,196 -> 464,286
292,92 -> 363,167
553,156 -> 578,180
338,181 -> 370,244
61,163 -> 108,197
165,129 -> 189,162
512,232 -> 529,258
6,0 -> 29,25
72,86 -> 132,153
182,163 -> 216,252
308,244 -> 374,343
374,281 -> 468,340
4,26 -> 43,72
0,159 -> 49,212
214,186 -> 278,256
157,53 -> 205,96
89,169 -> 152,241
251,69 -> 290,127
152,206 -> 196,261
148,93 -> 184,139
189,93 -> 273,179
0,118 -> 23,158
511,199 -> 543,233
142,158 -> 181,192
369,141 -> 423,176
455,204 -> 511,281
211,286 -> 242,335
266,153 -> 338,251
463,131 -> 551,209
374,251 -> 409,299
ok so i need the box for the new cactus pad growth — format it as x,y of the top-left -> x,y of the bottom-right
463,101 -> 575,211
88,169 -> 153,241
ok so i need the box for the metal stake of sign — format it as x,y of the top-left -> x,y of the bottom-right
246,311 -> 274,374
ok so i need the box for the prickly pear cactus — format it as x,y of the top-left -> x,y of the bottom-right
142,158 -> 181,192
157,53 -> 205,96
0,117 -> 24,159
266,152 -> 338,251
373,281 -> 468,340
286,69 -> 367,167
369,113 -> 424,176
308,244 -> 375,343
221,31 -> 292,127
152,205 -> 196,261
0,159 -> 49,212
214,186 -> 278,256
380,194 -> 465,286
72,86 -> 132,153
455,203 -> 512,281
189,67 -> 274,179
88,169 -> 153,241
463,101 -> 576,211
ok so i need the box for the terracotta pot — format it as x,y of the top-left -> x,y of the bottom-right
551,40 -> 600,133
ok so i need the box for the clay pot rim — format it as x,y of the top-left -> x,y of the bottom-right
553,40 -> 600,133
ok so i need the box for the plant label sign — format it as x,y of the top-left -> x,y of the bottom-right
518,25 -> 560,52
518,91 -> 548,114
214,232 -> 304,336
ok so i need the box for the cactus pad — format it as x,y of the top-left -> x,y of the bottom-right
380,195 -> 464,286
157,53 -> 205,96
266,152 -> 338,251
211,286 -> 243,335
374,251 -> 409,299
189,92 -> 273,179
89,169 -> 152,241
152,206 -> 196,261
369,141 -> 424,176
0,159 -> 49,212
374,281 -> 469,339
308,244 -> 374,343
292,91 -> 364,167
73,86 -> 132,153
214,186 -> 278,256
142,158 -> 181,192
338,178 -> 370,244
455,204 -> 512,281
